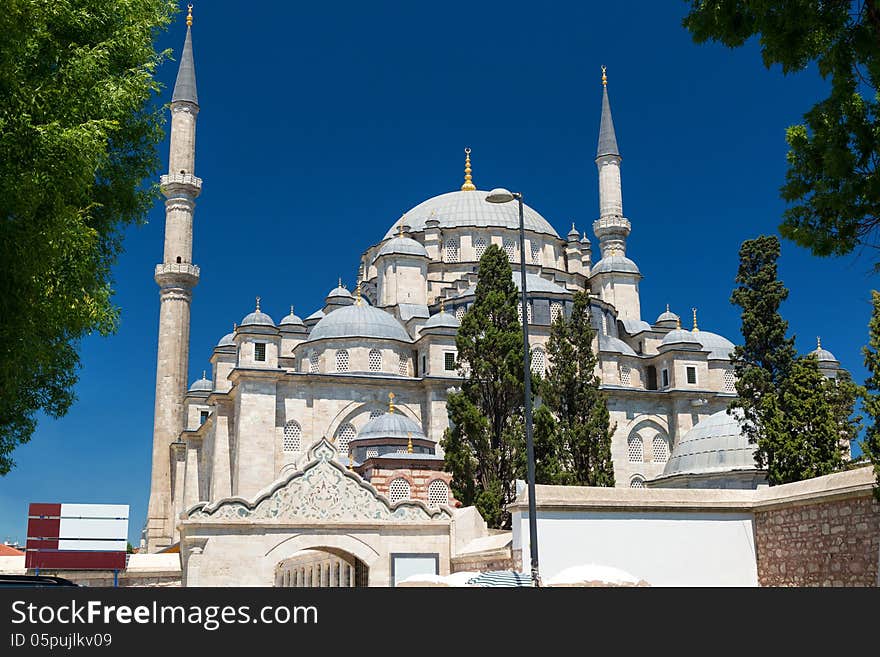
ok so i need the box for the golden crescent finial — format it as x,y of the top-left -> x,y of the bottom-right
817,336 -> 822,350
601,65 -> 607,87
355,279 -> 363,306
440,297 -> 445,313
255,296 -> 261,312
692,307 -> 699,332
676,315 -> 681,330
186,4 -> 193,27
407,433 -> 413,454
388,392 -> 395,413
461,147 -> 476,191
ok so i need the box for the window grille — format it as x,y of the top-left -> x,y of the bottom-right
366,448 -> 378,459
369,349 -> 382,372
518,303 -> 523,324
427,480 -> 449,506
335,349 -> 349,372
398,354 -> 409,376
630,476 -> 646,489
444,352 -> 456,371
254,342 -> 266,361
531,347 -> 545,377
455,306 -> 466,321
550,302 -> 562,324
652,434 -> 669,462
531,242 -> 541,264
620,365 -> 631,386
388,478 -> 410,504
474,236 -> 487,259
283,421 -> 301,452
504,240 -> 516,262
370,409 -> 383,419
628,435 -> 643,463
527,302 -> 532,324
445,238 -> 459,263
335,423 -> 356,454
686,366 -> 697,385
309,352 -> 319,374
723,369 -> 736,392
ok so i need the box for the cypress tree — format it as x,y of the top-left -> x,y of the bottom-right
534,291 -> 615,486
860,290 -> 880,500
441,244 -> 525,528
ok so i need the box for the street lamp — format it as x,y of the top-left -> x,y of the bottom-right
485,187 -> 540,587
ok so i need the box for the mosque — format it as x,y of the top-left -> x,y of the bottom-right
142,10 -> 845,585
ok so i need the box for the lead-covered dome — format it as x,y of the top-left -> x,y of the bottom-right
385,190 -> 559,239
591,255 -> 640,275
375,235 -> 429,261
188,373 -> 212,393
696,331 -> 735,360
660,410 -> 758,479
659,328 -> 702,351
307,303 -> 411,343
355,411 -> 428,442
423,310 -> 460,329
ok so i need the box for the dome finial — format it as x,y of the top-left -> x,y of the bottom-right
461,147 -> 476,191
817,335 -> 822,350
202,369 -> 206,379
388,392 -> 395,413
676,315 -> 681,330
186,4 -> 193,27
355,279 -> 363,306
440,297 -> 445,313
407,432 -> 413,454
601,65 -> 607,87
692,307 -> 699,332
398,222 -> 405,238
666,303 -> 670,313
348,448 -> 354,471
255,296 -> 261,312
290,305 -> 295,315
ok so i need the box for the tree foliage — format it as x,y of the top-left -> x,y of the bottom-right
860,290 -> 880,499
0,1 -> 176,474
730,235 -> 859,485
684,1 -> 880,264
532,291 -> 615,486
441,244 -> 525,528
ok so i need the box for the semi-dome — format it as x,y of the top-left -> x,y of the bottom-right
307,303 -> 411,343
188,373 -> 212,393
591,255 -> 640,275
385,190 -> 559,239
423,310 -> 460,329
696,331 -> 735,360
660,410 -> 758,479
659,328 -> 702,350
355,411 -> 428,443
374,235 -> 429,261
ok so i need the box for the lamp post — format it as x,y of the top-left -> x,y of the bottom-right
485,187 -> 540,587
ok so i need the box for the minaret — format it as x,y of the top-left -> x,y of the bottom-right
146,5 -> 202,552
591,67 -> 641,320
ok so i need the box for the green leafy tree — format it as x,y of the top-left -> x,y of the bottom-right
860,290 -> 880,499
683,2 -> 880,265
0,1 -> 176,473
441,244 -> 525,528
533,291 -> 615,486
731,235 -> 859,484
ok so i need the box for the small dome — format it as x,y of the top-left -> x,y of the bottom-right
216,331 -> 235,347
567,223 -> 580,239
654,307 -> 679,326
811,339 -> 838,365
598,334 -> 637,356
307,303 -> 411,343
591,255 -> 640,276
305,308 -> 325,322
355,411 -> 428,443
279,307 -> 305,328
423,310 -> 460,329
188,374 -> 212,393
696,331 -> 735,361
374,235 -> 429,261
660,410 -> 758,479
326,285 -> 352,300
240,309 -> 275,327
659,328 -> 702,351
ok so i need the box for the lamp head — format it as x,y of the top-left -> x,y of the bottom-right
485,187 -> 516,204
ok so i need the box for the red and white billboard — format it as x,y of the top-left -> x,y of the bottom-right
25,503 -> 129,570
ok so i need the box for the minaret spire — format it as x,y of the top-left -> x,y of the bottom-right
146,9 -> 203,552
597,66 -> 619,158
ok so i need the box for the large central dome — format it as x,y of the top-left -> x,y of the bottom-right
384,190 -> 560,239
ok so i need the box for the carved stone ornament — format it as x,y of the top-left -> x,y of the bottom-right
187,438 -> 451,523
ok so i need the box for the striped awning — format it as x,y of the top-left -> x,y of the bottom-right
465,571 -> 534,587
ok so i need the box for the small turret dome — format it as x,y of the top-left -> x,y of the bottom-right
811,338 -> 839,366
326,283 -> 352,301
216,331 -> 235,347
279,306 -> 305,328
654,305 -> 679,327
240,297 -> 274,327
567,223 -> 580,239
423,310 -> 460,330
659,328 -> 702,351
374,235 -> 429,261
696,331 -> 735,361
591,255 -> 640,275
188,372 -> 212,393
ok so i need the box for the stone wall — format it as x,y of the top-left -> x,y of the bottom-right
754,484 -> 880,587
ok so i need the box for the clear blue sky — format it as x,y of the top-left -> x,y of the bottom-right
0,1 -> 873,546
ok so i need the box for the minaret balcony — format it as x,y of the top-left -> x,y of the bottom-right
592,215 -> 631,237
155,262 -> 200,288
160,173 -> 202,198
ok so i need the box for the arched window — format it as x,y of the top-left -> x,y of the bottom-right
531,242 -> 541,264
474,236 -> 487,260
530,347 -> 545,377
652,434 -> 669,463
369,348 -> 382,372
282,420 -> 301,452
335,423 -> 356,455
455,306 -> 466,321
427,480 -> 449,506
504,239 -> 516,262
309,351 -> 319,374
723,369 -> 736,393
628,435 -> 643,463
445,238 -> 459,263
388,478 -> 410,504
550,301 -> 563,324
335,349 -> 349,372
398,354 -> 409,376
630,476 -> 646,489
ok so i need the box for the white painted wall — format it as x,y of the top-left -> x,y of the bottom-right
513,509 -> 758,586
